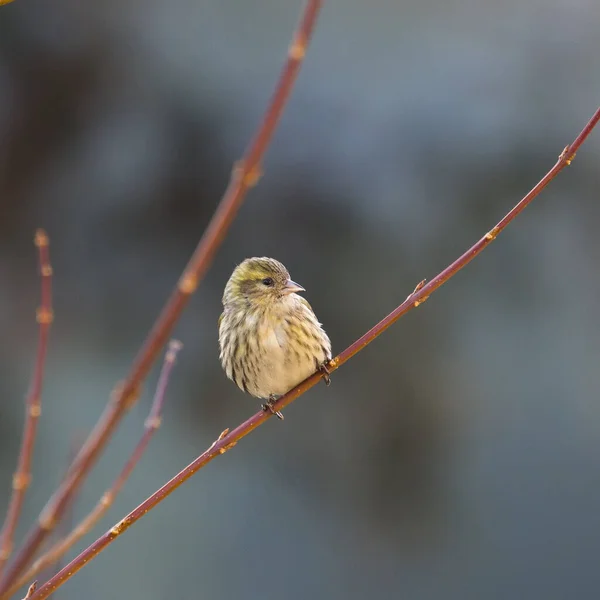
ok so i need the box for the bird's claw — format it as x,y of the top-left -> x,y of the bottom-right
319,362 -> 332,386
262,395 -> 284,420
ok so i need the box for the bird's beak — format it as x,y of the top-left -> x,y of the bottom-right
284,279 -> 305,294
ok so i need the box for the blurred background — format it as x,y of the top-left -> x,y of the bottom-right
1,0 -> 600,598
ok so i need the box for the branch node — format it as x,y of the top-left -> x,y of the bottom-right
219,441 -> 237,454
144,415 -> 162,430
100,492 -> 114,508
414,279 -> 426,293
33,230 -> 48,248
413,296 -> 430,308
208,429 -> 230,452
166,340 -> 183,363
178,273 -> 198,295
405,279 -> 427,303
35,307 -> 54,325
289,33 -> 307,60
111,381 -> 141,410
38,513 -> 57,531
234,160 -> 263,188
110,519 -> 127,537
327,357 -> 339,371
559,145 -> 576,165
410,278 -> 431,306
23,581 -> 38,600
12,473 -> 32,491
485,226 -> 500,241
28,402 -> 41,418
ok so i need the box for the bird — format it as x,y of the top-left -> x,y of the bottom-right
219,257 -> 332,419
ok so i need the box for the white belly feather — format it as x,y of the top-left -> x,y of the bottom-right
251,322 -> 318,397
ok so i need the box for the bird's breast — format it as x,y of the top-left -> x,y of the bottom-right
248,317 -> 314,397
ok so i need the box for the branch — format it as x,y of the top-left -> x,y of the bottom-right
24,106 -> 600,600
3,342 -> 182,599
0,1 -> 324,592
36,437 -> 82,589
0,231 -> 53,578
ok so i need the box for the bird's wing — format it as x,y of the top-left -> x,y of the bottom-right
218,312 -> 224,329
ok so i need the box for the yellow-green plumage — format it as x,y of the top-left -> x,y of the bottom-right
219,257 -> 331,400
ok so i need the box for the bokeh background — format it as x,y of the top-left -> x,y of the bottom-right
1,0 -> 600,598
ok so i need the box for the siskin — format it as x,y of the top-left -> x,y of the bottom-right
219,257 -> 332,419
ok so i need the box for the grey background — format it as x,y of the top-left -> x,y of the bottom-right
1,0 -> 600,598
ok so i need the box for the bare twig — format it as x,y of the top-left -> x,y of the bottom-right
36,435 -> 84,591
0,231 -> 53,578
24,106 -> 600,600
4,342 -> 182,599
0,1 -> 324,592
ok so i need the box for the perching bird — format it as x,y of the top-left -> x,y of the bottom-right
219,257 -> 332,419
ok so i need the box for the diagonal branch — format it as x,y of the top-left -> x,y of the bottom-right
3,342 -> 182,599
24,105 -> 600,600
36,436 -> 83,590
0,231 -> 53,579
0,1 -> 324,592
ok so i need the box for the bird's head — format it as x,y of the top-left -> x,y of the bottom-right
222,257 -> 305,309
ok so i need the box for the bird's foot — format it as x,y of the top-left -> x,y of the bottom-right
262,395 -> 284,420
319,362 -> 332,386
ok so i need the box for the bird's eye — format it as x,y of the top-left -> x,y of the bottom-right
262,277 -> 274,286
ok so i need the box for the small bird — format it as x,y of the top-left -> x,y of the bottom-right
219,257 -> 332,419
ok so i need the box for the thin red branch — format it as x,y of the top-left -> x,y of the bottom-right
3,342 -> 182,599
0,1 -> 323,592
0,231 -> 53,579
25,105 -> 600,600
36,438 -> 82,588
